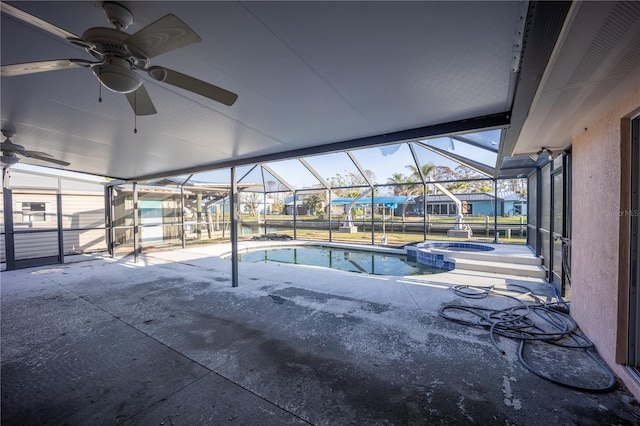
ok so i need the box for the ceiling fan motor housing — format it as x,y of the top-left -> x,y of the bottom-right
103,2 -> 134,30
82,27 -> 146,93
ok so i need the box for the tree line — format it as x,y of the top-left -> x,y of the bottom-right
240,163 -> 526,216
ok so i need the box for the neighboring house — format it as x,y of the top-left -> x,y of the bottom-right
283,194 -> 308,215
1,166 -> 108,269
500,191 -> 527,216
284,194 -> 328,215
331,196 -> 415,217
112,179 -> 265,245
410,192 -> 527,217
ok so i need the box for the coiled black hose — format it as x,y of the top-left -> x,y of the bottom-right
439,284 -> 616,393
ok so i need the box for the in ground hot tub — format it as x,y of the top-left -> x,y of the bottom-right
405,242 -> 495,271
420,242 -> 494,252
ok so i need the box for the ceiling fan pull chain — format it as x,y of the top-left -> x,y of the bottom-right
134,91 -> 138,134
98,69 -> 102,103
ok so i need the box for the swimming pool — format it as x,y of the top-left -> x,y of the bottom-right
234,246 -> 445,276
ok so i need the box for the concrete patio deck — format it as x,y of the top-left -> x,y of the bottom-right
2,241 -> 640,425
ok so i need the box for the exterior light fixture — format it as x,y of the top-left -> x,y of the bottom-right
529,147 -> 553,161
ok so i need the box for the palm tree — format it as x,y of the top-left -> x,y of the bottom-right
446,181 -> 469,193
405,163 -> 436,182
404,163 -> 436,195
478,182 -> 493,193
387,173 -> 408,195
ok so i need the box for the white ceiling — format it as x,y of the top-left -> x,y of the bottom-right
2,1 -> 637,181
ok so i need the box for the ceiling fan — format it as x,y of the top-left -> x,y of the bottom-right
1,129 -> 70,167
0,1 -> 238,115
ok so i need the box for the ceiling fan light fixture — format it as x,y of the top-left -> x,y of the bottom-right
92,58 -> 142,93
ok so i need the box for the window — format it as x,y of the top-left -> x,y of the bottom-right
20,202 -> 48,223
426,203 -> 460,215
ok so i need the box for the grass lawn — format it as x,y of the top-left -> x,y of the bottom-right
287,229 -> 526,246
179,215 -> 527,247
254,214 -> 527,224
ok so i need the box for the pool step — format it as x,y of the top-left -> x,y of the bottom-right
429,248 -> 542,266
410,242 -> 545,279
444,256 -> 546,278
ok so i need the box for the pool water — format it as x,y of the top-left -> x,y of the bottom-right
437,246 -> 487,252
236,246 -> 444,276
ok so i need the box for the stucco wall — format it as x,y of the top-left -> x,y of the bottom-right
571,84 -> 640,399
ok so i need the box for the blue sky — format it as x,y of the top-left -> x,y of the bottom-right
13,130 -> 501,190
194,129 -> 500,189
192,145 -> 453,188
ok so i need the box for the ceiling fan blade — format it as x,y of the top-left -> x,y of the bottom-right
20,150 -> 54,158
1,1 -> 80,41
28,154 -> 70,166
125,85 -> 158,116
1,136 -> 68,166
125,14 -> 201,59
1,59 -> 94,77
147,66 -> 238,106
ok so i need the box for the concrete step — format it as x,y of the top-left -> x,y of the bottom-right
430,248 -> 541,266
447,257 -> 546,278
